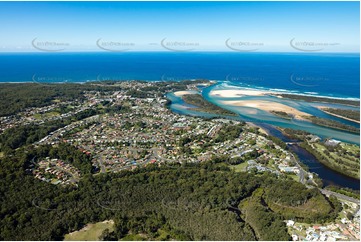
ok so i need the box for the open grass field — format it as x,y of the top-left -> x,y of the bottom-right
312,143 -> 359,179
231,162 -> 248,172
34,111 -> 60,120
340,143 -> 360,153
64,220 -> 114,241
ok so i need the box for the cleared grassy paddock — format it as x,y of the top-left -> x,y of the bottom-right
231,162 -> 248,172
64,220 -> 114,241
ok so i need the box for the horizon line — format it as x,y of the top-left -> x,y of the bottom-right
0,51 -> 359,54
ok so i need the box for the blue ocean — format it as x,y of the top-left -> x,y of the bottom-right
0,52 -> 359,99
1,52 -> 360,189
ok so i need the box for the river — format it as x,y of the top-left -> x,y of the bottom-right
201,83 -> 360,145
253,123 -> 360,190
167,91 -> 360,190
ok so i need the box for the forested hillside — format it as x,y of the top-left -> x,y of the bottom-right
0,145 -> 341,241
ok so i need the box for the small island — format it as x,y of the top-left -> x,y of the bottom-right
303,115 -> 360,134
319,107 -> 360,123
267,107 -> 359,134
275,94 -> 360,107
182,94 -> 237,116
270,110 -> 293,120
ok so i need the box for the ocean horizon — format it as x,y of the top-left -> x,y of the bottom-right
0,52 -> 359,100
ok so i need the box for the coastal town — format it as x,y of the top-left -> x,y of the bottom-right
29,158 -> 81,186
0,1 -> 360,241
26,82 -> 308,185
0,80 -> 359,241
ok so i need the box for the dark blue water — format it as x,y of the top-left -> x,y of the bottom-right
168,92 -> 359,189
1,51 -> 359,189
259,123 -> 359,190
0,52 -> 359,99
289,144 -> 360,190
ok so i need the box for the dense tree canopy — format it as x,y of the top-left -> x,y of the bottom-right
0,145 -> 339,241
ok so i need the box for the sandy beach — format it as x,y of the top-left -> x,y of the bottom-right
246,122 -> 269,135
221,100 -> 311,120
173,90 -> 198,97
209,89 -> 270,98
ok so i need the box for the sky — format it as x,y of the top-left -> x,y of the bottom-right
0,1 -> 359,52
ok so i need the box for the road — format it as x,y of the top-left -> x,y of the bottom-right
83,145 -> 106,173
288,149 -> 321,187
319,189 -> 360,205
289,151 -> 359,205
289,152 -> 306,184
48,160 -> 79,183
98,155 -> 106,173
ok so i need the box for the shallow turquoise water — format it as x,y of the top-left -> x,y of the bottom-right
202,83 -> 360,144
168,83 -> 360,145
168,88 -> 360,189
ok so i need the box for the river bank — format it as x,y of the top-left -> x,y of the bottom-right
318,107 -> 360,124
201,82 -> 360,145
257,123 -> 360,190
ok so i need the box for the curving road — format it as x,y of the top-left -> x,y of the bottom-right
319,189 -> 360,205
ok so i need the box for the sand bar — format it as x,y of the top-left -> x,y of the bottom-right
222,100 -> 311,120
173,90 -> 198,97
209,89 -> 270,98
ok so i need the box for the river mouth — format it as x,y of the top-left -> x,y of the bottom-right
167,90 -> 360,190
201,83 -> 360,145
